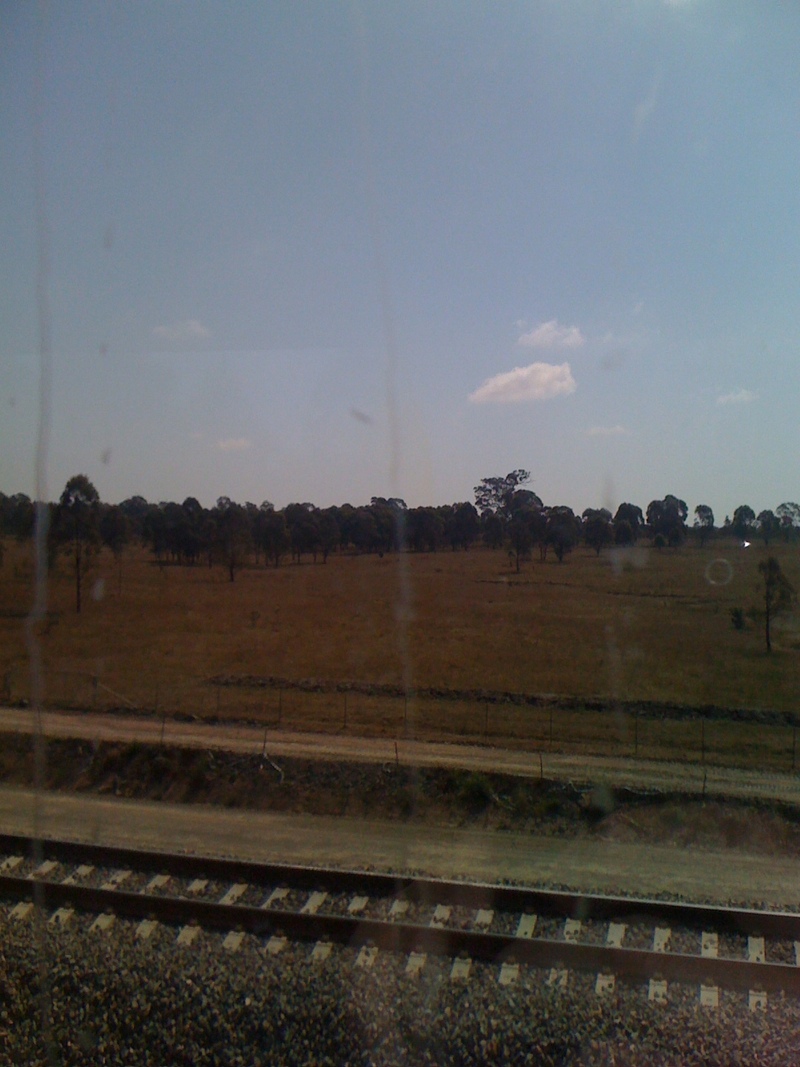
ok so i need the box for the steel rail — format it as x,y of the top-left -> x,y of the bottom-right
2,832 -> 800,941
2,875 -> 800,997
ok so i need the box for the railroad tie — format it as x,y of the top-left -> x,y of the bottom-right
474,908 -> 494,929
265,935 -> 287,956
701,931 -> 719,959
187,878 -> 208,895
176,925 -> 200,947
0,856 -> 22,873
90,913 -> 115,934
431,904 -> 452,929
405,951 -> 426,976
311,940 -> 332,962
356,945 -> 378,969
348,895 -> 369,916
606,922 -> 626,948
450,957 -> 471,981
748,990 -> 767,1012
515,913 -> 537,939
101,869 -> 131,891
146,874 -> 171,892
498,962 -> 519,986
653,926 -> 671,953
33,860 -> 58,878
794,941 -> 800,967
262,886 -> 289,908
301,891 -> 328,915
136,919 -> 159,941
548,968 -> 569,990
389,899 -> 409,920
10,902 -> 33,921
49,908 -> 75,927
595,973 -> 615,996
564,918 -> 582,943
648,979 -> 668,1004
747,936 -> 765,964
219,883 -> 248,906
222,930 -> 245,952
62,864 -> 93,886
699,984 -> 719,1008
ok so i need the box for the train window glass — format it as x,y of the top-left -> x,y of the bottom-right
2,2 -> 800,1062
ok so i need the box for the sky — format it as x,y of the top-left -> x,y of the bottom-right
2,1 -> 799,521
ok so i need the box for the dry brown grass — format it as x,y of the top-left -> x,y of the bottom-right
2,538 -> 799,744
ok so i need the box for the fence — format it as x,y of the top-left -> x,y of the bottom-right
3,666 -> 799,775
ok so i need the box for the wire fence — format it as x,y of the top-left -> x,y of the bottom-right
3,666 -> 799,775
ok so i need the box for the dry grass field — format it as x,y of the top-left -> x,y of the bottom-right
2,537 -> 799,731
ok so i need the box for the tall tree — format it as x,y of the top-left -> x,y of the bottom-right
758,556 -> 795,653
613,503 -> 644,542
583,508 -> 613,556
647,496 -> 688,546
732,505 -> 756,541
757,509 -> 779,546
693,504 -> 715,547
474,470 -> 538,519
52,474 -> 100,613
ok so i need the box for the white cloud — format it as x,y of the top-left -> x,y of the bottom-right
217,438 -> 251,451
585,425 -> 629,437
517,319 -> 585,349
716,389 -> 758,406
469,362 -> 576,404
153,318 -> 211,343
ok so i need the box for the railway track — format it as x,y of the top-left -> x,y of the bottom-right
2,833 -> 800,1009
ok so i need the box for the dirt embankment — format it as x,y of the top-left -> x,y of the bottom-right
211,674 -> 800,728
5,734 -> 800,859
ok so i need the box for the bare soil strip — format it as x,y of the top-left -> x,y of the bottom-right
4,705 -> 800,805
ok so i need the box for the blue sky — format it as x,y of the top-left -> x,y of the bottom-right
2,1 -> 799,520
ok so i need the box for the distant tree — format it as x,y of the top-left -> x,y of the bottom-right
407,507 -> 444,553
213,497 -> 249,580
445,502 -> 480,551
317,509 -> 340,562
481,511 -> 505,550
757,509 -> 780,546
99,505 -> 131,595
758,556 -> 796,653
284,503 -> 321,562
732,505 -> 756,542
474,470 -> 539,519
545,506 -> 579,562
647,496 -> 687,545
583,509 -> 613,556
614,519 -> 634,546
508,512 -> 533,572
260,509 -> 289,567
693,504 -> 715,547
613,503 -> 644,542
51,474 -> 100,613
777,502 -> 800,542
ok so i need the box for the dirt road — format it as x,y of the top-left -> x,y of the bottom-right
3,705 -> 800,804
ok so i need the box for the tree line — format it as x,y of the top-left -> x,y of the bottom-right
2,472 -> 800,613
